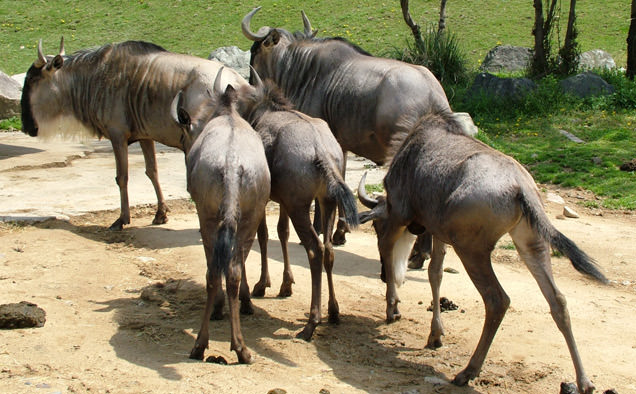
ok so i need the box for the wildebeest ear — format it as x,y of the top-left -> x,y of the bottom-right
263,30 -> 280,48
51,54 -> 64,70
177,108 -> 191,127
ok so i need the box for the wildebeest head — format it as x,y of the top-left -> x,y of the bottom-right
241,6 -> 317,84
21,38 -> 66,137
171,67 -> 238,152
236,66 -> 293,124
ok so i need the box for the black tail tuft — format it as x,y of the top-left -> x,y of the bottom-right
212,222 -> 236,274
332,180 -> 359,228
520,193 -> 609,284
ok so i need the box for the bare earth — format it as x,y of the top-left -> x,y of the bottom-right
1,131 -> 635,394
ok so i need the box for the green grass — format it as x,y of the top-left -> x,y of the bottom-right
1,1 -> 633,209
0,1 -> 628,75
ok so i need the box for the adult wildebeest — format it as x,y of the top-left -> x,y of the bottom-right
236,69 -> 359,340
241,7 -> 467,253
172,68 -> 270,364
20,38 -> 246,230
357,111 -> 608,394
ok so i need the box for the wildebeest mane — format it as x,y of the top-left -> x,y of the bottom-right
260,79 -> 294,112
291,31 -> 373,56
64,41 -> 167,69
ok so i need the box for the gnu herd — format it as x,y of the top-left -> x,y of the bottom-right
19,6 -> 609,394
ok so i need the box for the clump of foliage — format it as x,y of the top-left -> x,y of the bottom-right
390,26 -> 469,85
0,116 -> 21,131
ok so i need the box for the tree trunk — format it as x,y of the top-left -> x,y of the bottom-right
532,0 -> 548,75
400,0 -> 425,50
628,0 -> 636,79
438,0 -> 448,33
559,0 -> 579,75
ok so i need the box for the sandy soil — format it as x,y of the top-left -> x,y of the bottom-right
1,131 -> 635,394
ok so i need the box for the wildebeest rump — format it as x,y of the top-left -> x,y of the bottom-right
236,69 -> 358,340
172,69 -> 270,364
20,38 -> 246,230
241,6 -> 456,249
357,111 -> 607,394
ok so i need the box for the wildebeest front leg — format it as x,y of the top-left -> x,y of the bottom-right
139,139 -> 169,225
290,210 -> 323,341
277,208 -> 295,297
109,136 -> 130,230
426,238 -> 447,349
252,217 -> 271,297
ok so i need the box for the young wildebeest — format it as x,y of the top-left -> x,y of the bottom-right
20,38 -> 246,230
172,69 -> 270,363
357,112 -> 608,393
235,70 -> 359,340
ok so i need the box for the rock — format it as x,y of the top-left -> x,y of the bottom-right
12,72 -> 26,87
0,70 -> 22,119
267,389 -> 287,394
479,45 -> 532,73
546,192 -> 565,205
559,72 -> 614,99
209,46 -> 250,80
443,267 -> 459,274
591,156 -> 602,165
468,72 -> 536,101
563,206 -> 579,218
578,49 -> 616,71
559,382 -> 577,394
559,129 -> 585,144
0,301 -> 46,328
619,158 -> 636,172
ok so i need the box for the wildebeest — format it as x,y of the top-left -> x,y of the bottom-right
172,68 -> 270,364
236,69 -> 359,340
20,38 -> 246,230
241,7 -> 472,251
357,111 -> 608,394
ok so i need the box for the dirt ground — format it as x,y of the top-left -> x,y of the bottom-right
1,131 -> 635,394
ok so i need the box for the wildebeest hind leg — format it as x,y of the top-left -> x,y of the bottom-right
290,210 -> 323,341
139,140 -> 169,225
252,217 -> 271,297
509,222 -> 595,394
320,200 -> 340,324
277,208 -> 294,297
451,248 -> 509,386
190,267 -> 222,360
109,137 -> 130,230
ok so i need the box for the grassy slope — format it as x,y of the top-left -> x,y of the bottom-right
0,0 -> 628,75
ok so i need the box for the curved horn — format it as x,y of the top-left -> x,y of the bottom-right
241,6 -> 272,41
170,91 -> 184,125
358,172 -> 379,208
213,66 -> 225,94
249,65 -> 263,88
301,11 -> 317,37
35,39 -> 46,68
58,36 -> 65,56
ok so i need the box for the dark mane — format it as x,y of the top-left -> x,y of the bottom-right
291,31 -> 373,56
261,79 -> 294,112
64,41 -> 167,68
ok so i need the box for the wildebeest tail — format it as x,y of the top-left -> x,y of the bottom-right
212,172 -> 240,275
519,191 -> 608,284
316,158 -> 359,228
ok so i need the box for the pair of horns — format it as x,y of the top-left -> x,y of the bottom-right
35,37 -> 65,68
241,6 -> 315,41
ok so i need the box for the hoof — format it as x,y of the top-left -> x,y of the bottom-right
152,212 -> 169,225
296,325 -> 316,342
408,256 -> 425,269
426,337 -> 443,349
189,346 -> 205,360
240,301 -> 254,315
251,280 -> 270,297
332,231 -> 347,246
386,313 -> 401,323
109,218 -> 126,231
236,348 -> 252,364
277,283 -> 293,298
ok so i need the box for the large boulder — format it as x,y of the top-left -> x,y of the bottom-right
468,72 -> 536,100
0,71 -> 22,119
208,46 -> 250,81
479,45 -> 532,73
559,72 -> 614,98
578,49 -> 616,71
